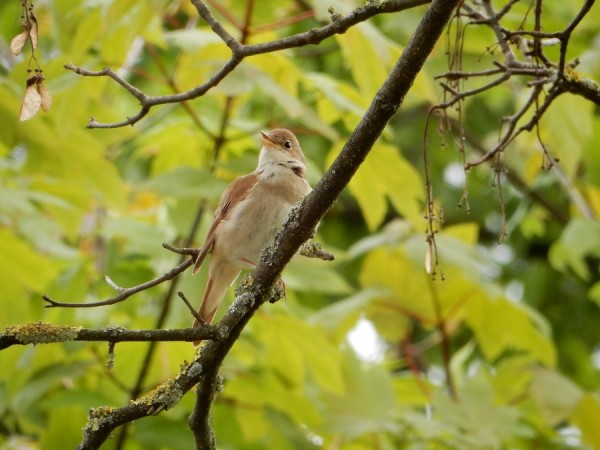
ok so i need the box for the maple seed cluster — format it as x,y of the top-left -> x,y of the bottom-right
10,0 -> 52,121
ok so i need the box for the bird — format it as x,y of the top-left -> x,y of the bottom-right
192,128 -> 312,332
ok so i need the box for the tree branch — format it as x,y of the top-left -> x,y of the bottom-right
43,257 -> 195,308
74,0 -> 462,447
0,322 -> 222,350
189,0 -> 462,446
555,73 -> 600,105
437,0 -> 599,170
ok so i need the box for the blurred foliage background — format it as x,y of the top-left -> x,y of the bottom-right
1,0 -> 600,449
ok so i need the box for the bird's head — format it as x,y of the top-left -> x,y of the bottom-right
258,129 -> 306,172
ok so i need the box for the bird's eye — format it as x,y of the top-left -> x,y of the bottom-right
283,140 -> 292,150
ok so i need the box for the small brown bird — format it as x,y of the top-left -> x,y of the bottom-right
192,129 -> 311,328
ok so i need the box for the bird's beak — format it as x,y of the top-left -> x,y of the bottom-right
259,130 -> 278,147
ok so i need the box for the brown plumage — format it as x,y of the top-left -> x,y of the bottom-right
192,129 -> 311,335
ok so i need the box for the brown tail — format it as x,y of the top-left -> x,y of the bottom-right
193,260 -> 241,346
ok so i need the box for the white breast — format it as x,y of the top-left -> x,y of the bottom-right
215,163 -> 311,268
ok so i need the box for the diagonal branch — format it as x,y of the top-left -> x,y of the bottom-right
43,257 -> 195,308
188,0 -> 463,447
74,0 -> 462,448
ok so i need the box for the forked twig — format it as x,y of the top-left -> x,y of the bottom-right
43,258 -> 194,308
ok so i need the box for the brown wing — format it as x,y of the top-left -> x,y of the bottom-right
193,172 -> 258,273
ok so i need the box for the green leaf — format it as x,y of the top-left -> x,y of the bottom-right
39,406 -> 87,450
141,166 -> 227,201
336,24 -> 391,97
465,296 -> 556,366
233,407 -> 268,442
67,8 -> 102,57
132,120 -> 206,175
358,247 -> 424,339
256,71 -> 339,142
134,415 -> 195,450
309,72 -> 368,126
285,258 -> 352,295
257,316 -> 306,388
403,223 -> 491,282
347,219 -> 413,260
488,355 -> 535,404
589,281 -> 600,307
309,288 -> 380,340
13,361 -> 91,416
571,394 -> 600,449
225,370 -> 323,428
529,367 -> 583,426
329,142 -> 424,231
539,95 -> 593,178
164,29 -> 222,52
392,375 -> 432,408
320,350 -> 398,439
549,218 -> 600,280
0,230 -> 59,297
104,217 -> 169,257
434,376 -> 522,448
256,315 -> 345,394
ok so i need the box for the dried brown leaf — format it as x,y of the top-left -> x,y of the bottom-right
10,31 -> 28,56
37,82 -> 52,112
425,242 -> 432,274
20,76 -> 42,121
29,12 -> 38,49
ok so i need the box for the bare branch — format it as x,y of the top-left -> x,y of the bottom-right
465,84 -> 545,169
178,291 -> 205,324
456,121 -> 570,225
479,0 -> 520,66
162,242 -> 199,256
299,240 -> 335,260
555,72 -> 600,106
192,0 -> 243,52
434,67 -> 504,80
437,72 -> 512,108
43,258 -> 194,308
64,63 -> 146,101
0,322 -> 222,350
77,359 -> 206,450
104,275 -> 125,292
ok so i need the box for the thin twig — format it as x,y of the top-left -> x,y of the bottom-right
454,119 -> 570,225
43,258 -> 194,308
299,241 -> 335,260
464,84 -> 544,169
162,242 -> 199,256
492,154 -> 508,242
178,291 -> 205,324
480,0 -> 519,66
423,107 -> 445,280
